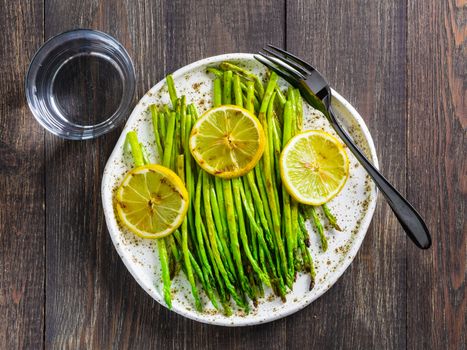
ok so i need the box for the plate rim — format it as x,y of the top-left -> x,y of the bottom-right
101,53 -> 379,327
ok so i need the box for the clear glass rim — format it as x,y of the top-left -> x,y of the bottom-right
25,28 -> 136,140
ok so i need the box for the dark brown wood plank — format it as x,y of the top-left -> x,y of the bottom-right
0,0 -> 45,349
44,0 -> 286,349
286,1 -> 407,348
407,1 -> 466,349
44,1 -> 167,349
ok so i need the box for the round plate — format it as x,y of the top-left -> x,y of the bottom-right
101,53 -> 378,326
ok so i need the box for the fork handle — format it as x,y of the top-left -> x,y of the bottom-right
329,110 -> 431,249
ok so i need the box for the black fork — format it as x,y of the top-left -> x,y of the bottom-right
255,45 -> 431,249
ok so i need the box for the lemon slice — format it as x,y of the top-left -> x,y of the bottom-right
280,130 -> 349,205
115,164 -> 189,239
189,105 -> 265,179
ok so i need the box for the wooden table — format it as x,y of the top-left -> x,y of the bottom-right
1,1 -> 465,349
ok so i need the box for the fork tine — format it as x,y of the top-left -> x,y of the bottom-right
267,44 -> 315,73
262,47 -> 310,76
254,55 -> 298,87
257,52 -> 306,80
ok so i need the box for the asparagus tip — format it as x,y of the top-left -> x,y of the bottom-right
309,279 -> 315,291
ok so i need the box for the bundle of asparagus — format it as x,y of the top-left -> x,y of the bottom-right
122,62 -> 341,315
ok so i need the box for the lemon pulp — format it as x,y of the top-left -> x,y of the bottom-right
280,130 -> 349,205
115,164 -> 189,238
189,105 -> 265,178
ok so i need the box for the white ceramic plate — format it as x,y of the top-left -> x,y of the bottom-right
102,53 -> 378,326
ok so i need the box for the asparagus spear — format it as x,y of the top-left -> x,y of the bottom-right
257,72 -> 290,286
281,101 -> 295,283
322,203 -> 342,231
188,103 -> 199,119
157,239 -> 172,308
297,221 -> 316,290
309,206 -> 328,252
222,71 -> 233,105
298,213 -> 311,247
266,92 -> 277,189
213,78 -> 222,107
233,74 -> 243,107
294,88 -> 303,131
180,96 -> 186,150
166,74 -> 178,107
162,112 -> 176,168
245,81 -> 255,113
288,89 -> 300,268
149,105 -> 163,158
126,131 -> 173,309
126,131 -> 144,167
176,155 -> 202,311
159,110 -> 167,145
275,85 -> 286,108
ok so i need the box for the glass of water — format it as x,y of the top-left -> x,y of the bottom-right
25,29 -> 136,140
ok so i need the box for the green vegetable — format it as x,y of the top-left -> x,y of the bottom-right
322,203 -> 342,231
177,155 -> 202,311
233,74 -> 243,107
166,74 -> 178,107
245,81 -> 255,113
150,105 -> 163,157
222,71 -> 233,105
310,206 -> 328,252
120,64 -> 341,313
213,78 -> 222,107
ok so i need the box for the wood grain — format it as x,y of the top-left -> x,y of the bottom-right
0,0 -> 45,349
286,1 -> 407,348
406,1 -> 466,349
0,0 -> 464,348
